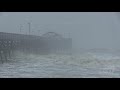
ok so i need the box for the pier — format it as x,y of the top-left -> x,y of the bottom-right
0,32 -> 72,63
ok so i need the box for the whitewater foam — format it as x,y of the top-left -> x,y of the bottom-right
0,51 -> 120,78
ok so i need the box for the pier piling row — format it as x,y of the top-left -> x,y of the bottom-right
0,32 -> 72,63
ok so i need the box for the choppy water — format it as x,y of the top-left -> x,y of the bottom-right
0,51 -> 120,78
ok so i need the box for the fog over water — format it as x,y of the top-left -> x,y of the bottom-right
0,12 -> 120,50
1,12 -> 120,78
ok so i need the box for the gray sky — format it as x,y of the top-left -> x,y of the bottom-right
0,12 -> 120,49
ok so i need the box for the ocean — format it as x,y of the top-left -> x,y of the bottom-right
0,50 -> 120,78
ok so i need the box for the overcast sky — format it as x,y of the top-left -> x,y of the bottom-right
0,12 -> 120,49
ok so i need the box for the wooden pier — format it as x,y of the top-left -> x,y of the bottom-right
0,32 -> 72,63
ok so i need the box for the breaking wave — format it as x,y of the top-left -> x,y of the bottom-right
0,49 -> 120,78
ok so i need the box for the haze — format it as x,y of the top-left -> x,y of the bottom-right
0,12 -> 120,50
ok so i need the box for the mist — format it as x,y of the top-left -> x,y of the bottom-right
1,12 -> 120,78
0,12 -> 120,50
